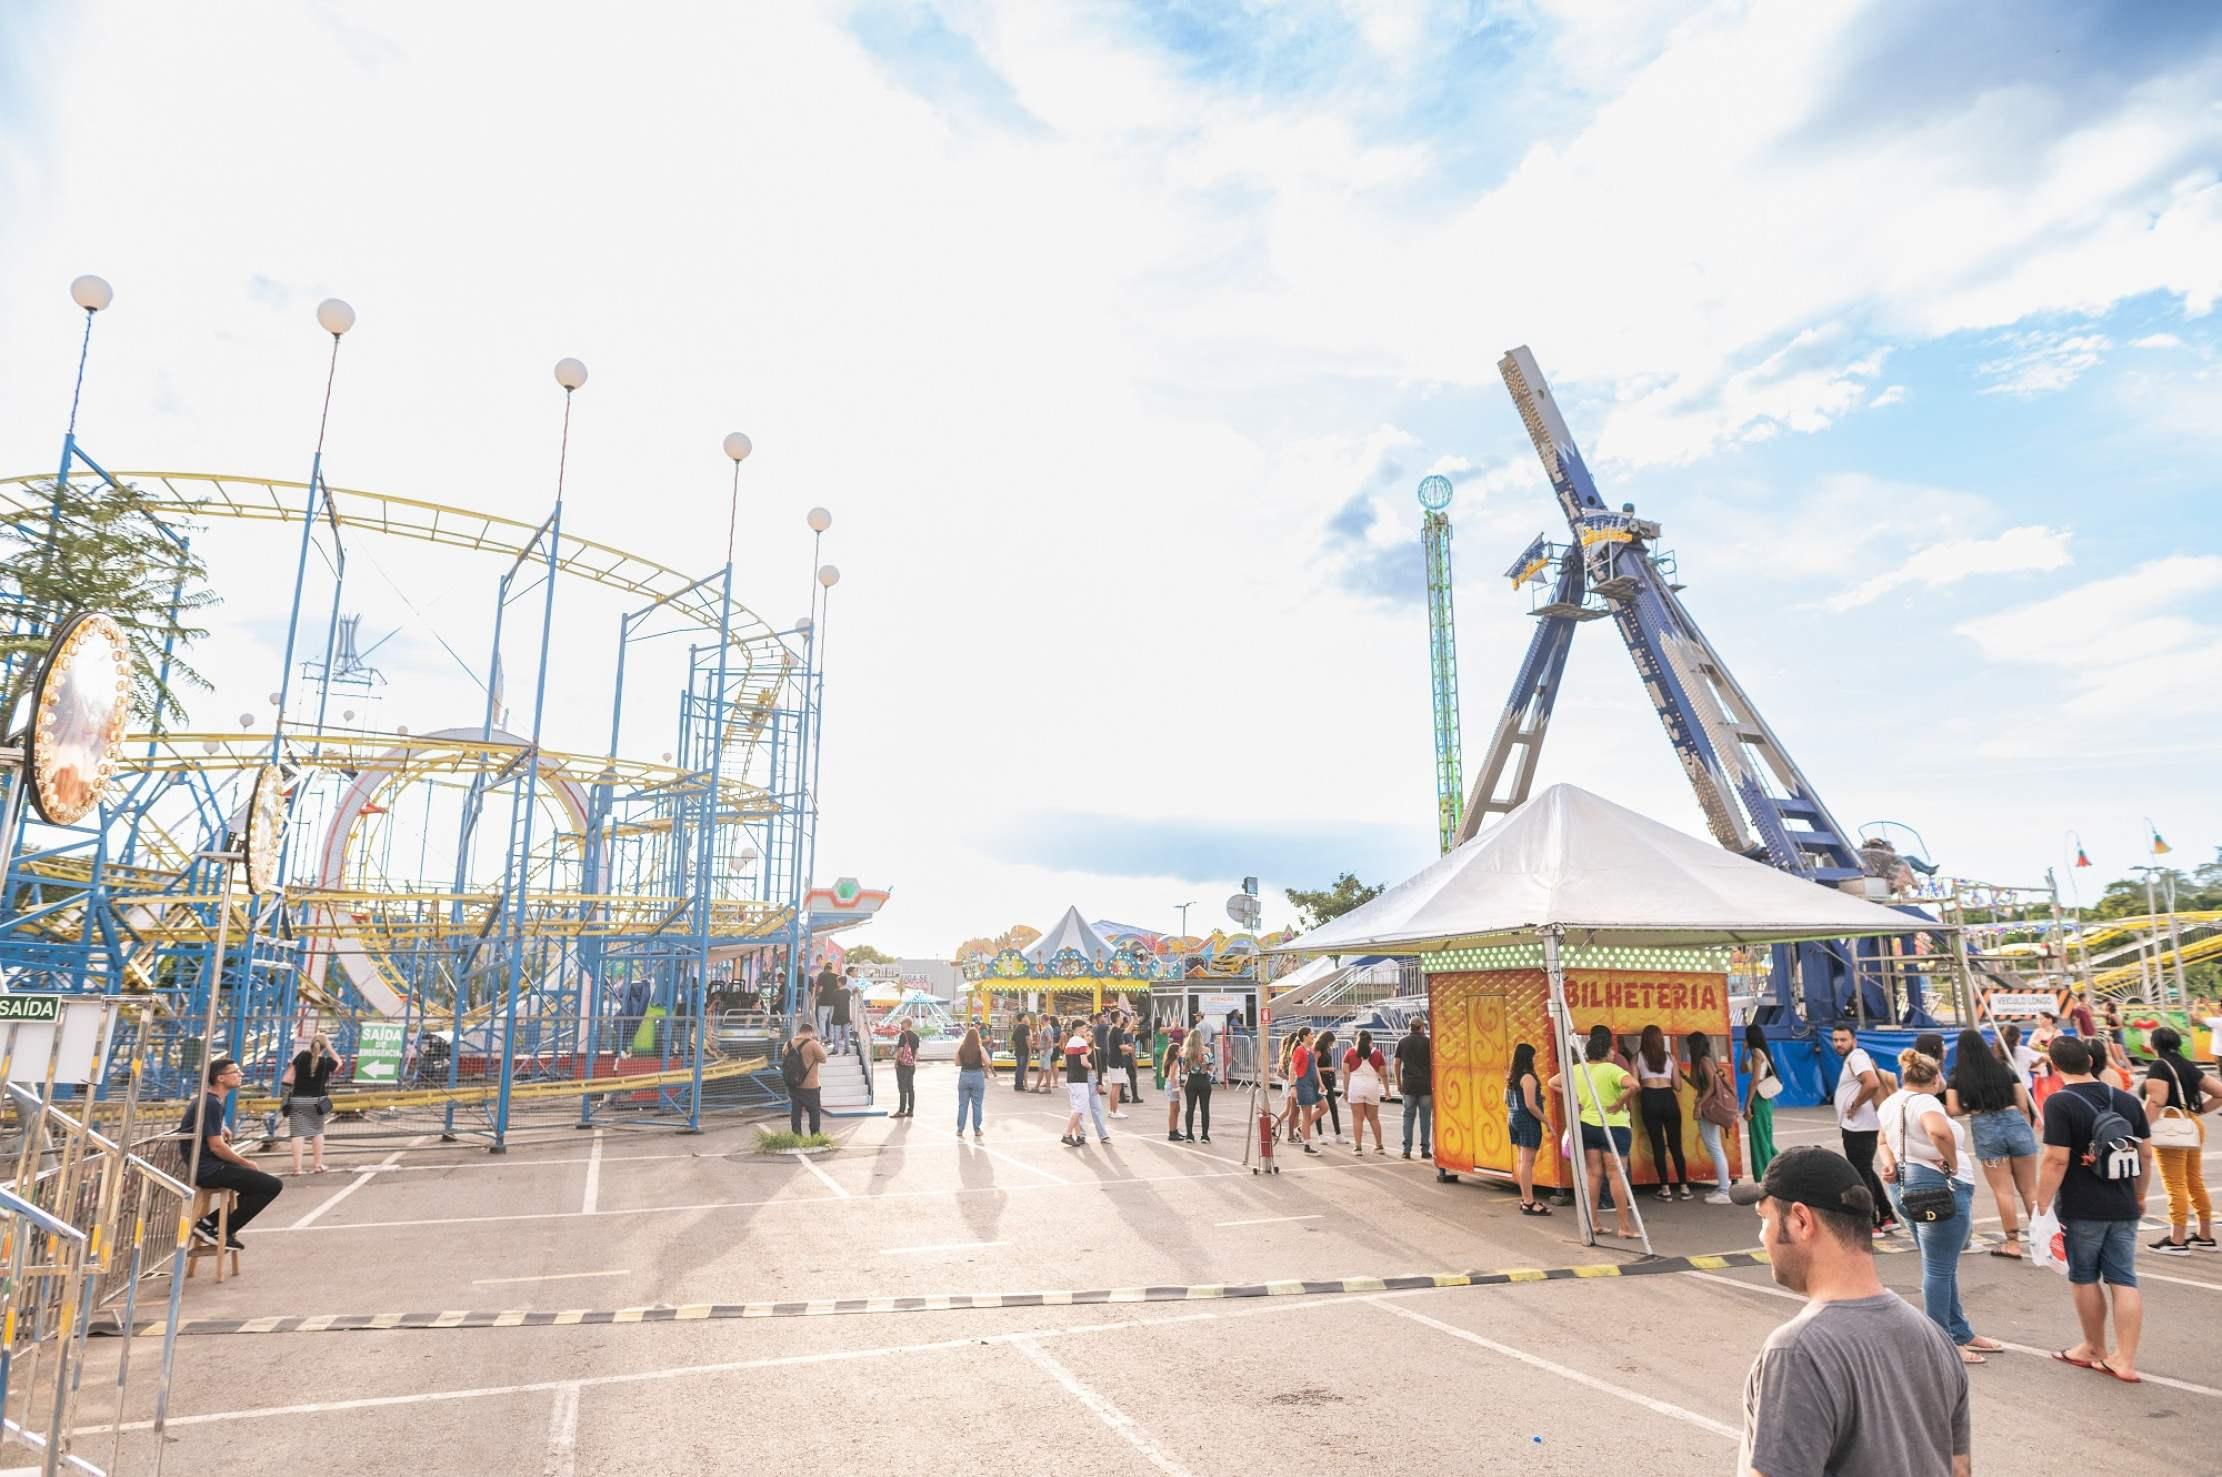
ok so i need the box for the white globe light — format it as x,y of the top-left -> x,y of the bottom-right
396,724 -> 410,736
817,563 -> 841,589
267,692 -> 283,706
70,275 -> 113,312
723,432 -> 753,463
554,357 -> 589,390
201,740 -> 220,755
661,752 -> 674,763
316,298 -> 356,336
806,507 -> 832,533
342,708 -> 356,721
795,615 -> 813,636
239,712 -> 257,728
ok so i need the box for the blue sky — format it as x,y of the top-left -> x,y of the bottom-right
3,1 -> 2219,951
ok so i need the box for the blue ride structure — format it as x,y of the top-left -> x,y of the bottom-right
1461,346 -> 1929,1031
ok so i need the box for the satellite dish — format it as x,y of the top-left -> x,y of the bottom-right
1225,893 -> 1261,929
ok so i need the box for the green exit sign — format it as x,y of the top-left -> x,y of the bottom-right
0,996 -> 63,1023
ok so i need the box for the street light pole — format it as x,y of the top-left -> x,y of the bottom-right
1175,900 -> 1195,940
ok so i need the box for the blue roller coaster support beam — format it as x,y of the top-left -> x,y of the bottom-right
1419,494 -> 1463,854
1462,346 -> 1915,1030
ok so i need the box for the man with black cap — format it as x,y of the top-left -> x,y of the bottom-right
1730,1147 -> 1970,1476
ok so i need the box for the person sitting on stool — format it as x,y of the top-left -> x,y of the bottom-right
179,1057 -> 284,1248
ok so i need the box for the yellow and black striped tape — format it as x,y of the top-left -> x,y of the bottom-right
94,1249 -> 1769,1338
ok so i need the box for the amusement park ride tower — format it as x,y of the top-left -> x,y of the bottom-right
1417,474 -> 1463,855
1445,346 -> 1898,1029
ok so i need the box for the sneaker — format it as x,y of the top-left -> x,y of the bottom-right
1677,1185 -> 1693,1200
1110,1112 -> 1128,1120
1654,1188 -> 1674,1202
1421,1146 -> 1432,1156
1199,1134 -> 1211,1144
1705,1191 -> 1733,1206
1167,1132 -> 1183,1143
2150,1237 -> 2192,1257
2190,1234 -> 2218,1252
1401,1150 -> 1411,1159
189,1220 -> 219,1248
1099,1136 -> 1112,1144
224,1235 -> 247,1251
1302,1144 -> 1320,1155
1183,1133 -> 1196,1142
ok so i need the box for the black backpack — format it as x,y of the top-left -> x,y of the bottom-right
781,1041 -> 809,1091
2065,1084 -> 2141,1182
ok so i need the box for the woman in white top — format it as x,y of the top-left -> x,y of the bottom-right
1876,1049 -> 2001,1364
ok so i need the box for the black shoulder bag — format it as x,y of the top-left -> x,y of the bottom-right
1893,1096 -> 1958,1223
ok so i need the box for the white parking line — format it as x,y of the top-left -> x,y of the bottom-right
1215,1215 -> 1321,1228
471,1270 -> 631,1286
582,1132 -> 604,1216
542,1382 -> 580,1477
1372,1298 -> 1738,1439
792,1150 -> 850,1200
969,1142 -> 1071,1185
1012,1337 -> 1196,1477
288,1137 -> 426,1230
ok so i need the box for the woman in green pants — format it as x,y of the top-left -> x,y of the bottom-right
1740,1023 -> 1778,1175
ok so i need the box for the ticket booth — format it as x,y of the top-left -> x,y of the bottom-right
1427,944 -> 1739,1192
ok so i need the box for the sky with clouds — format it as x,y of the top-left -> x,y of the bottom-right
4,0 -> 2219,956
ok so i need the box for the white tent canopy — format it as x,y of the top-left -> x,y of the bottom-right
1279,784 -> 1936,956
1024,906 -> 1118,964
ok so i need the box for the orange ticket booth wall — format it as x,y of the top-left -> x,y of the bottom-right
1429,958 -> 1741,1192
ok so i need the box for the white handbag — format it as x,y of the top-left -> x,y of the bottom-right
1754,1057 -> 1783,1100
2151,1106 -> 2200,1151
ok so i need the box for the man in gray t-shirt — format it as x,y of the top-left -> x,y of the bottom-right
1731,1148 -> 1969,1476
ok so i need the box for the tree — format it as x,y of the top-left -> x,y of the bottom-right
842,944 -> 895,965
950,923 -> 1042,963
0,478 -> 217,732
1286,873 -> 1385,931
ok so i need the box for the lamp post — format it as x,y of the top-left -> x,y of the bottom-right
722,431 -> 753,571
1175,901 -> 1196,940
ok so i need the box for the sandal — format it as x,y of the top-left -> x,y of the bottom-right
2094,1361 -> 2142,1384
1965,1337 -> 2005,1353
1988,1244 -> 2022,1259
1957,1348 -> 1986,1365
1519,1201 -> 1553,1216
2051,1349 -> 2096,1369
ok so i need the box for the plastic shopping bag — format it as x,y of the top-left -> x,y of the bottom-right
2025,1207 -> 2068,1276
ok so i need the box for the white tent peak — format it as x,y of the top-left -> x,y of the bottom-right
1279,783 -> 1933,954
1024,906 -> 1117,963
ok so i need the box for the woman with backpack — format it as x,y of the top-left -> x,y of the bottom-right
1180,1028 -> 1213,1143
1343,1030 -> 1390,1154
891,1020 -> 921,1118
1505,1041 -> 1549,1215
1740,1024 -> 1778,1177
2142,1025 -> 2221,1255
1685,1033 -> 1738,1203
1945,1026 -> 2037,1258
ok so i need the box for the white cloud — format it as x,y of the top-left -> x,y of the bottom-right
1954,557 -> 2222,708
2130,332 -> 2187,349
1824,525 -> 2073,611
1976,330 -> 2113,396
1869,384 -> 1906,408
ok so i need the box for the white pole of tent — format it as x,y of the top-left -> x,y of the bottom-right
1542,925 -> 1653,1256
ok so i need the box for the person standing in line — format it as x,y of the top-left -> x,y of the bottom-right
1550,1025 -> 1637,1240
1729,1149 -> 1971,1477
2036,1035 -> 2153,1383
1831,1022 -> 1897,1235
1035,1018 -> 1058,1093
1288,1028 -> 1323,1154
1061,1019 -> 1111,1147
1104,1012 -> 1131,1118
1877,1050 -> 2003,1365
1181,1028 -> 1213,1143
1125,1009 -> 1147,1104
954,1025 -> 987,1139
1344,1030 -> 1391,1155
829,970 -> 855,1053
786,1021 -> 828,1135
811,960 -> 838,1042
1995,1021 -> 2040,1094
1505,1041 -> 1549,1215
1635,1024 -> 1689,1201
1161,1032 -> 1185,1142
177,1058 -> 284,1248
1272,1030 -> 1304,1141
282,1031 -> 343,1176
2067,993 -> 2097,1041
1740,1024 -> 1778,1178
1313,1029 -> 1344,1145
1945,1026 -> 2038,1260
891,1020 -> 920,1118
1395,1018 -> 1433,1160
1685,1032 -> 1737,1203
1009,1011 -> 1032,1093
2140,1025 -> 2219,1255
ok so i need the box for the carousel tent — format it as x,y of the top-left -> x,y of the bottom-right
1279,783 -> 1931,955
1024,905 -> 1118,964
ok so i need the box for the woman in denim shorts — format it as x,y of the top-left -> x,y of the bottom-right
1945,1027 -> 2039,1259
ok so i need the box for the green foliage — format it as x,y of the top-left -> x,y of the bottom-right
754,1129 -> 834,1152
842,944 -> 895,965
0,478 -> 217,732
1286,872 -> 1385,931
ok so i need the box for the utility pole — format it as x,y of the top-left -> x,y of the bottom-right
1175,900 -> 1196,940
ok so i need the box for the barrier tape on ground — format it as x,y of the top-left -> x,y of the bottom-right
91,1249 -> 1771,1338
